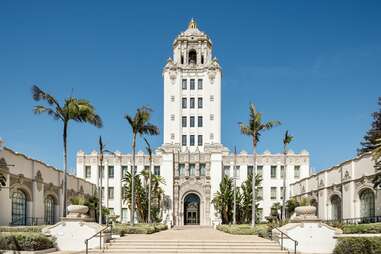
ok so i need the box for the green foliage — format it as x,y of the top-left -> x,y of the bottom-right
334,237 -> 381,254
69,195 -> 86,205
342,223 -> 381,234
0,233 -> 55,251
112,224 -> 167,236
300,196 -> 311,206
0,226 -> 44,233
285,198 -> 299,217
358,97 -> 381,155
212,176 -> 234,224
216,224 -> 270,239
240,173 -> 262,224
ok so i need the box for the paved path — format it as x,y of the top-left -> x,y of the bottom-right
122,226 -> 270,241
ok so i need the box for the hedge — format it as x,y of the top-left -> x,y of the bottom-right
112,223 -> 168,236
0,233 -> 55,251
216,224 -> 270,239
342,223 -> 381,234
334,237 -> 381,254
0,226 -> 44,233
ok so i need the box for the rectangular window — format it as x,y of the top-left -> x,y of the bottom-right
190,79 -> 195,90
85,166 -> 91,178
108,187 -> 114,199
189,163 -> 195,176
234,165 -> 240,178
247,165 -> 253,176
108,166 -> 114,178
200,163 -> 206,176
182,135 -> 187,146
179,163 -> 185,176
182,116 -> 187,127
257,165 -> 263,176
280,187 -> 284,199
198,135 -> 203,146
210,133 -> 214,140
154,166 -> 160,176
224,166 -> 230,177
198,116 -> 203,127
198,97 -> 203,108
170,95 -> 175,102
280,166 -> 285,179
131,165 -> 137,174
121,208 -> 128,222
190,135 -> 195,146
170,114 -> 175,121
294,165 -> 300,178
210,95 -> 214,102
210,114 -> 214,121
122,166 -> 128,177
101,187 -> 105,199
271,165 -> 277,179
198,79 -> 203,89
182,98 -> 187,109
182,79 -> 187,90
257,187 -> 263,200
190,116 -> 195,127
271,187 -> 277,200
98,166 -> 104,178
190,98 -> 195,108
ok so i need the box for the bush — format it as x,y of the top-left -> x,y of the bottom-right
0,226 -> 44,233
0,233 -> 55,251
334,237 -> 381,254
342,223 -> 381,234
216,224 -> 270,239
112,223 -> 167,236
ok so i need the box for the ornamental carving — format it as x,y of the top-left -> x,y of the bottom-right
35,170 -> 43,192
343,170 -> 351,180
319,179 -> 324,187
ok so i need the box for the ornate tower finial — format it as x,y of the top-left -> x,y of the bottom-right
188,18 -> 197,29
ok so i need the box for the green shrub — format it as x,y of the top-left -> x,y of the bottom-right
342,223 -> 381,234
216,224 -> 270,238
0,226 -> 44,233
0,233 -> 55,251
334,237 -> 381,254
112,223 -> 167,235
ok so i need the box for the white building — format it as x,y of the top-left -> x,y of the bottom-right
0,143 -> 95,226
290,152 -> 381,221
76,20 -> 310,226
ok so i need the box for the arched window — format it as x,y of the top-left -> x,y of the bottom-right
12,190 -> 27,225
360,189 -> 375,218
188,50 -> 197,64
330,195 -> 341,220
45,195 -> 55,225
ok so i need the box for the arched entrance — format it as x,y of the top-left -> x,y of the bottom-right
184,193 -> 200,225
360,189 -> 375,218
330,195 -> 342,220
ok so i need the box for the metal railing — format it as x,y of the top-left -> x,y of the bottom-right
84,224 -> 113,254
272,227 -> 298,254
323,215 -> 381,225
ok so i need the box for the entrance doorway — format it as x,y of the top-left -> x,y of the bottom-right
184,193 -> 200,225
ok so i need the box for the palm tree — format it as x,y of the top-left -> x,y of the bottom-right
32,85 -> 103,217
212,176 -> 234,224
239,103 -> 280,228
144,138 -> 153,223
125,106 -> 159,225
282,130 -> 293,221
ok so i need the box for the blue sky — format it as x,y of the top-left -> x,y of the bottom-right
0,1 -> 380,173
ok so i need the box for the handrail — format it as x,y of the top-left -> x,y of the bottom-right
272,227 -> 298,254
84,224 -> 113,254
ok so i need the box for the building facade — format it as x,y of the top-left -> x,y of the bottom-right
0,144 -> 96,226
76,20 -> 310,226
290,152 -> 381,221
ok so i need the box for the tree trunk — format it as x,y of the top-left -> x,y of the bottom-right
148,155 -> 152,224
282,144 -> 287,221
251,138 -> 257,229
130,134 -> 136,225
63,121 -> 68,218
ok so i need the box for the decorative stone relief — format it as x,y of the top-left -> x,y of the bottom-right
35,170 -> 43,192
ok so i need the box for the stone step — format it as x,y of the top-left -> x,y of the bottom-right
109,242 -> 279,246
87,251 -> 288,254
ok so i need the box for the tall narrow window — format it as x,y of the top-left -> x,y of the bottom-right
271,187 -> 277,200
198,98 -> 203,108
234,165 -> 240,178
182,98 -> 187,109
131,165 -> 137,174
190,116 -> 195,127
271,166 -> 277,179
198,135 -> 203,146
257,187 -> 263,200
280,166 -> 285,179
179,163 -> 185,176
210,95 -> 214,102
210,133 -> 214,140
294,165 -> 300,178
257,165 -> 263,176
182,116 -> 187,127
121,166 -> 128,177
247,165 -> 253,176
198,116 -> 203,127
108,187 -> 114,200
201,55 -> 204,64
224,166 -> 230,177
108,166 -> 114,178
85,166 -> 91,178
188,50 -> 197,64
198,79 -> 203,89
181,55 -> 184,64
200,163 -> 206,176
190,98 -> 195,108
99,166 -> 104,178
190,79 -> 195,90
190,135 -> 195,146
44,195 -> 55,225
182,79 -> 187,90
170,95 -> 175,102
189,163 -> 195,176
182,135 -> 187,146
210,114 -> 214,121
154,166 -> 160,176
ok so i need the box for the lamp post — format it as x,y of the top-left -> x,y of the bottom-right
233,146 -> 237,225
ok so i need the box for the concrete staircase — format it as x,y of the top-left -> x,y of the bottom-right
88,237 -> 289,254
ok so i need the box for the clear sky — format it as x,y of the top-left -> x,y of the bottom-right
0,0 -> 380,173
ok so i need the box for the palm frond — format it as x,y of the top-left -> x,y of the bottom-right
33,105 -> 62,120
283,130 -> 294,146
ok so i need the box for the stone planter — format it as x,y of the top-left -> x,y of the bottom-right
292,205 -> 317,222
67,205 -> 89,219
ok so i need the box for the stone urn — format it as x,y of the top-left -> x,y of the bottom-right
292,205 -> 318,222
67,205 -> 89,219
